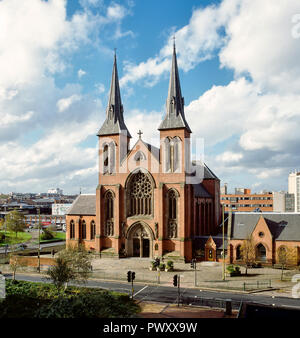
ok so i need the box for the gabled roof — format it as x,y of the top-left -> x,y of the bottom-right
230,213 -> 300,241
121,138 -> 160,165
66,194 -> 96,216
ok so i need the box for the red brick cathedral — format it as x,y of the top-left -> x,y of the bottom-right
66,45 -> 221,261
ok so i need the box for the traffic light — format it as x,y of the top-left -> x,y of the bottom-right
173,274 -> 178,287
127,270 -> 132,282
131,272 -> 135,281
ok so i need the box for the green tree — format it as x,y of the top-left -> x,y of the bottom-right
277,246 -> 296,280
5,210 -> 26,238
46,244 -> 92,290
240,235 -> 256,275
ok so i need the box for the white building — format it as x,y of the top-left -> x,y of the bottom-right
288,171 -> 300,212
47,188 -> 63,195
52,203 -> 72,216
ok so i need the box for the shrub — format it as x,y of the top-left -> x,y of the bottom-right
166,261 -> 174,269
0,280 -> 140,318
158,263 -> 165,271
41,229 -> 54,241
0,233 -> 5,243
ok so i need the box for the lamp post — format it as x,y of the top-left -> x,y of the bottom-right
222,204 -> 225,280
37,207 -> 41,273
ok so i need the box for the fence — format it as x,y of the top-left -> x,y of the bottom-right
181,296 -> 241,311
243,280 -> 272,291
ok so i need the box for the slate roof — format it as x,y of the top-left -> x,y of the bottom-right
158,44 -> 191,133
66,194 -> 96,215
193,184 -> 212,198
230,212 -> 300,241
97,54 -> 131,137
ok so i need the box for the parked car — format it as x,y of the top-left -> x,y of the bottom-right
17,244 -> 28,250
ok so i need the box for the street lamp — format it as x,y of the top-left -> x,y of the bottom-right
222,203 -> 226,281
37,207 -> 41,273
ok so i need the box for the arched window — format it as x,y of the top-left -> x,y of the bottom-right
167,189 -> 178,238
103,142 -> 116,174
90,220 -> 96,240
236,245 -> 242,260
173,137 -> 181,172
256,243 -> 266,261
105,191 -> 114,236
81,220 -> 86,239
127,171 -> 153,216
109,142 -> 115,174
70,220 -> 75,239
103,144 -> 109,174
164,137 -> 171,172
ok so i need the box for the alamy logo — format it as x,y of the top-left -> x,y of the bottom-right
0,274 -> 5,300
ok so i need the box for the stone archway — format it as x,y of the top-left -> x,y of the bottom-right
125,222 -> 154,258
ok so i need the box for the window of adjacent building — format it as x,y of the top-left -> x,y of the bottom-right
90,220 -> 96,240
80,220 -> 86,240
70,220 -> 75,239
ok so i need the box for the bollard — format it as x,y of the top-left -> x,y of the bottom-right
225,300 -> 232,315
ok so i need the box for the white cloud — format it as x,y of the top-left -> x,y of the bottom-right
57,94 -> 82,112
95,83 -> 105,94
78,69 -> 87,78
0,0 -> 133,193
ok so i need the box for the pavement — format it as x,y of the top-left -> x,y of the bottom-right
1,256 -> 298,298
137,301 -> 238,318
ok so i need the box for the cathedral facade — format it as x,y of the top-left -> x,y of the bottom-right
66,45 -> 221,262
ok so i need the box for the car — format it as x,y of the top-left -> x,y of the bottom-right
17,244 -> 28,250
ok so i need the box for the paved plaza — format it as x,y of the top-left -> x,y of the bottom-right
89,257 -> 298,297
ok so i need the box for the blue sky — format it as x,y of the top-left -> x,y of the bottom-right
1,0 -> 300,194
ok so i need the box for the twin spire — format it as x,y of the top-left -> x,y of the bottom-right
97,42 -> 191,137
97,52 -> 131,137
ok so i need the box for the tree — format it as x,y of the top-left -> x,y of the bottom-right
277,246 -> 296,281
240,235 -> 256,275
0,218 -> 4,231
46,244 -> 92,290
9,254 -> 26,281
5,210 -> 26,238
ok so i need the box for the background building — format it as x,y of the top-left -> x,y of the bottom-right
221,188 -> 273,212
288,171 -> 300,212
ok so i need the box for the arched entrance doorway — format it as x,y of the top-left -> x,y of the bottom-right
256,243 -> 267,262
126,222 -> 154,258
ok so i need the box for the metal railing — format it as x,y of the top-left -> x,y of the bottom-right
243,280 -> 272,291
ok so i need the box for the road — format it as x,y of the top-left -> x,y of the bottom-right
4,273 -> 300,310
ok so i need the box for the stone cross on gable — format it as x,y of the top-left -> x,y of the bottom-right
138,130 -> 143,139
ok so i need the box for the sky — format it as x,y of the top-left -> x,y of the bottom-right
1,0 -> 300,195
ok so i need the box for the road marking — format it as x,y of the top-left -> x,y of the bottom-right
133,285 -> 148,297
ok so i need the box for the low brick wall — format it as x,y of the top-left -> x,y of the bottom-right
10,256 -> 56,268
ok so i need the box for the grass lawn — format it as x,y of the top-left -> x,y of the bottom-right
36,231 -> 66,243
0,230 -> 32,247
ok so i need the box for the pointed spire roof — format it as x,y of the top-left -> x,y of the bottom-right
158,41 -> 191,133
97,52 -> 131,137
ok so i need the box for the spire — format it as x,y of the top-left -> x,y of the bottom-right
158,40 -> 191,133
97,52 -> 131,137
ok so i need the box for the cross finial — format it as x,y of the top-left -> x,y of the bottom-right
173,35 -> 176,50
138,130 -> 143,139
114,48 -> 117,58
